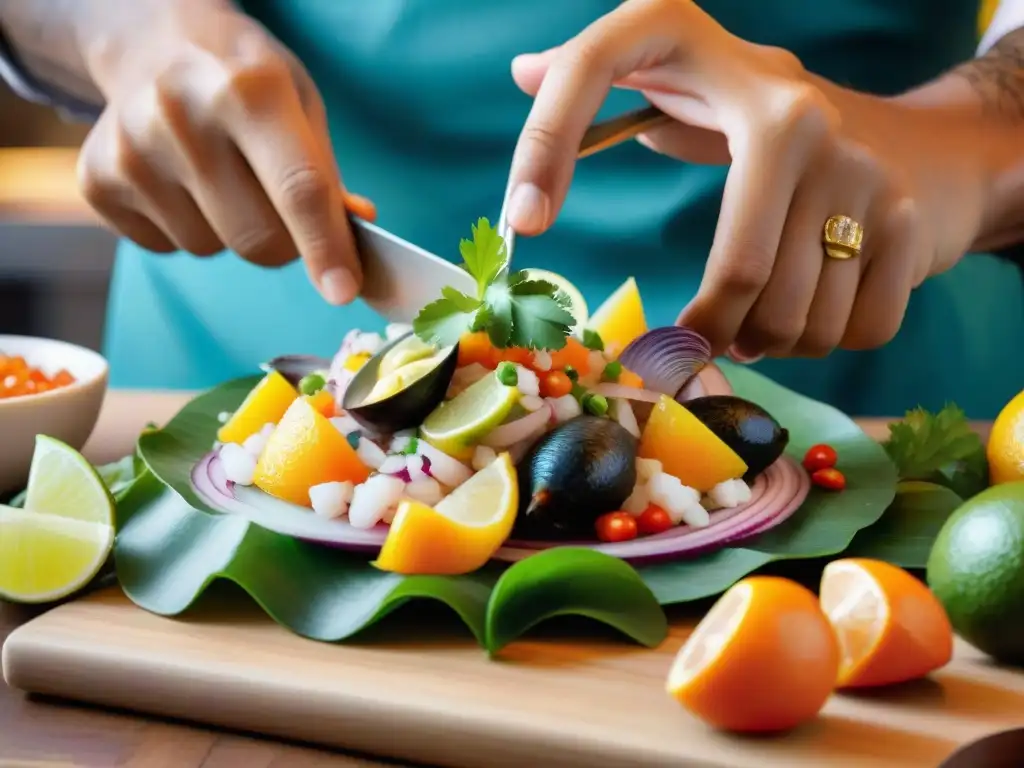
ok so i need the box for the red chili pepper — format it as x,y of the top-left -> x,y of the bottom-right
811,467 -> 846,491
636,505 -> 674,536
595,511 -> 639,542
803,443 -> 838,473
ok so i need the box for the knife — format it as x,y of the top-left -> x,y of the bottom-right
350,216 -> 475,324
351,105 -> 672,323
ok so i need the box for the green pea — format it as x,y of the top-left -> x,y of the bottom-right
496,361 -> 519,387
602,361 -> 622,383
563,365 -> 579,383
298,373 -> 326,396
583,393 -> 609,417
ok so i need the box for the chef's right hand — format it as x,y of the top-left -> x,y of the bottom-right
76,0 -> 367,305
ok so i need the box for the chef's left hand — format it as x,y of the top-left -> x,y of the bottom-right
505,0 -> 985,359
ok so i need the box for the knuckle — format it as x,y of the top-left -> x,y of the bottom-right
519,124 -> 566,157
885,195 -> 922,235
797,329 -> 841,358
713,248 -> 774,294
224,56 -> 293,114
750,313 -> 805,350
843,319 -> 898,351
277,163 -> 331,214
228,226 -> 295,266
769,84 -> 838,147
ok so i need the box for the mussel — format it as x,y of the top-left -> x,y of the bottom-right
683,395 -> 789,480
342,331 -> 458,434
260,354 -> 331,387
514,415 -> 638,540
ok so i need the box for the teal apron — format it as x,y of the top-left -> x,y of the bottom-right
103,0 -> 1024,418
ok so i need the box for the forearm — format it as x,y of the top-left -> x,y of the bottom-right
892,27 -> 1024,252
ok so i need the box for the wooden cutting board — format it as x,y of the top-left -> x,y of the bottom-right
5,586 -> 1024,768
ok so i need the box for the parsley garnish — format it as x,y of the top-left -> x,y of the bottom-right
412,218 -> 575,350
883,403 -> 989,498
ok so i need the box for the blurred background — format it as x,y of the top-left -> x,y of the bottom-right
0,85 -> 112,352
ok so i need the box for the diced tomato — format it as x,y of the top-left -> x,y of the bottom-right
549,337 -> 591,375
595,511 -> 639,543
617,367 -> 644,389
0,360 -> 77,400
457,332 -> 497,368
636,505 -> 674,535
540,370 -> 573,399
494,346 -> 534,367
52,369 -> 76,387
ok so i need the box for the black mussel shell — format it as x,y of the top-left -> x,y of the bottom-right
682,395 -> 789,480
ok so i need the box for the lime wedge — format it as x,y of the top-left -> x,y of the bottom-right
522,269 -> 589,333
24,435 -> 115,526
0,505 -> 113,603
420,371 -> 520,459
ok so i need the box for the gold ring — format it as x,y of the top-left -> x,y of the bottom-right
822,214 -> 864,260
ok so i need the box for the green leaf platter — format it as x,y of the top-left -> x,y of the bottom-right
110,359 -> 905,655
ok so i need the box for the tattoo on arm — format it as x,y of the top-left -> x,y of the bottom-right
955,27 -> 1024,120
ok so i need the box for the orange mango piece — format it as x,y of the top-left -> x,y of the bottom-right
217,370 -> 299,445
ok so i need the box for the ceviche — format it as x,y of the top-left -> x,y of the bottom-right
198,219 -> 824,576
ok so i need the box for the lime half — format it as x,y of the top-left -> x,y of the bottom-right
522,269 -> 589,333
420,371 -> 520,459
0,505 -> 113,603
0,435 -> 116,603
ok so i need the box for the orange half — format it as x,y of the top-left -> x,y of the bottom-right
820,558 -> 953,689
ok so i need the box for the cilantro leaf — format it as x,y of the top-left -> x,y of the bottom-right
883,404 -> 988,486
459,218 -> 507,296
507,279 -> 575,350
412,295 -> 479,347
413,218 -> 575,352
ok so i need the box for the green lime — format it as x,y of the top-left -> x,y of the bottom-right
926,481 -> 1024,663
420,371 -> 520,459
25,435 -> 115,526
522,269 -> 589,334
0,435 -> 115,603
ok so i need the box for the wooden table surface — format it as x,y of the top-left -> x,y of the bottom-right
0,391 -> 996,768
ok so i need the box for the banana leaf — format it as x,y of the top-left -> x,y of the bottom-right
116,361 -> 899,652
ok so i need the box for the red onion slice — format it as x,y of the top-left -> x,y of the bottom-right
189,449 -> 808,565
618,326 -> 711,397
590,383 -> 663,403
481,404 -> 552,449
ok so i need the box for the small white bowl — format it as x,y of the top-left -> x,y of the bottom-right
0,335 -> 109,495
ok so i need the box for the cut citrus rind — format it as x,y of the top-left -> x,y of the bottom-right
0,505 -> 113,603
420,372 -> 520,459
667,581 -> 752,691
820,560 -> 889,681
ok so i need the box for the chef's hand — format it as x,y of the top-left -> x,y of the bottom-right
506,0 -> 984,359
76,0 -> 368,305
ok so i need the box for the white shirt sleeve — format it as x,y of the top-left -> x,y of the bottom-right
979,0 -> 1024,54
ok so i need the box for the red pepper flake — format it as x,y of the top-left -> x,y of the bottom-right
803,443 -> 838,473
811,467 -> 846,492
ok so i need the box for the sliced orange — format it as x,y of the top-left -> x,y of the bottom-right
667,576 -> 839,733
253,397 -> 370,507
217,370 -> 298,445
639,395 -> 748,492
587,276 -> 647,357
820,558 -> 953,689
374,452 -> 517,575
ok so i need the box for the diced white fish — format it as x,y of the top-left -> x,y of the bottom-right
350,331 -> 385,356
356,436 -> 387,470
220,443 -> 257,486
388,430 -> 416,453
708,478 -> 752,509
404,477 -> 445,507
241,422 -> 276,458
587,350 -> 607,375
548,394 -> 582,423
348,474 -> 405,529
417,441 -> 473,488
513,365 -> 541,398
648,472 -> 705,526
309,481 -> 354,519
330,413 -> 362,437
379,454 -> 408,475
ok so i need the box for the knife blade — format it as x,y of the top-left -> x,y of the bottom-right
350,216 -> 475,324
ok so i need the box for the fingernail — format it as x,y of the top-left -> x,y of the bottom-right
726,345 -> 764,365
507,183 -> 550,234
319,268 -> 357,306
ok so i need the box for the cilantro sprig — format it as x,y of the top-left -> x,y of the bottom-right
883,403 -> 989,499
413,218 -> 575,351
